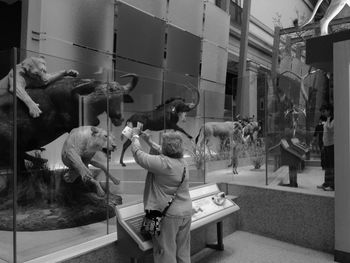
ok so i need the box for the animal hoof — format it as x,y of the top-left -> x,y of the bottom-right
120,163 -> 126,167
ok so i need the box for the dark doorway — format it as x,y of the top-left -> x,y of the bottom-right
0,0 -> 22,78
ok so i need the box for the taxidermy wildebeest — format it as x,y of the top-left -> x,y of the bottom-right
0,73 -> 138,193
119,84 -> 200,166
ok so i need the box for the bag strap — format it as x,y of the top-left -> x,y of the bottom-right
161,166 -> 186,216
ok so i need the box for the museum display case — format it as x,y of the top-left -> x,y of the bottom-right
0,48 -> 135,262
0,0 -> 336,261
0,47 -> 266,262
265,67 -> 330,185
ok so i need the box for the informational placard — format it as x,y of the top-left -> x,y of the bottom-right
192,195 -> 235,222
116,183 -> 240,251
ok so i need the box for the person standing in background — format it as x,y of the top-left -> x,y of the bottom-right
313,115 -> 327,169
317,104 -> 334,191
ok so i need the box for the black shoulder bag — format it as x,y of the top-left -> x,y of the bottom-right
140,167 -> 186,238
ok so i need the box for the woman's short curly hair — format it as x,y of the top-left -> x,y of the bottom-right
161,131 -> 184,159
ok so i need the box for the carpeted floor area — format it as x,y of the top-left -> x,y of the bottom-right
193,231 -> 335,263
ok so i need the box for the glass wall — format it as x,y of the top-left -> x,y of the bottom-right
0,0 -> 334,261
0,48 -> 126,262
0,50 -> 269,262
266,63 -> 330,188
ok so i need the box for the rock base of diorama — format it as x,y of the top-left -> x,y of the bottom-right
0,169 -> 121,231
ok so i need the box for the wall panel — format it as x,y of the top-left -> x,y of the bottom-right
166,25 -> 201,77
116,2 -> 165,67
167,0 -> 204,36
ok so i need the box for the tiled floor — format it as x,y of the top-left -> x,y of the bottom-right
193,231 -> 335,263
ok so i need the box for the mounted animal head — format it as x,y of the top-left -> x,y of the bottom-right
73,73 -> 138,127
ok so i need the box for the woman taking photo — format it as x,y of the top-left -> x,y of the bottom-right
131,128 -> 192,263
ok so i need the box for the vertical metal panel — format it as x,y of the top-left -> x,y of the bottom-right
203,2 -> 230,48
118,0 -> 167,19
41,0 -> 114,51
166,25 -> 201,77
197,80 -> 225,118
115,58 -> 163,112
39,0 -> 114,75
40,37 -> 112,78
116,2 -> 165,67
167,0 -> 204,36
201,41 -> 228,84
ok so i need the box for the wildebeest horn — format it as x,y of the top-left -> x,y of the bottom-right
120,73 -> 138,93
71,79 -> 97,95
185,82 -> 200,110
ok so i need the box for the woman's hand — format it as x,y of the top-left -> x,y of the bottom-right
140,131 -> 151,142
131,127 -> 141,137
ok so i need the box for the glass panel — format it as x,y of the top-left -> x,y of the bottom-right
202,75 -> 267,186
113,58 -> 163,203
166,25 -> 201,77
203,2 -> 230,48
2,48 -> 128,261
198,79 -> 226,118
266,66 -> 329,189
201,41 -> 228,84
163,75 -> 205,186
116,1 -> 166,67
167,0 -> 204,37
118,0 -> 167,19
201,89 -> 233,184
163,71 -> 199,117
0,49 -> 15,263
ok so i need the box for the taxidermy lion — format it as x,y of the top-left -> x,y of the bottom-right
300,0 -> 350,35
0,56 -> 78,118
61,126 -> 120,197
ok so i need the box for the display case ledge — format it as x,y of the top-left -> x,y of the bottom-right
25,232 -> 118,263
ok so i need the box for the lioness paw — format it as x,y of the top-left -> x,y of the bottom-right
66,69 -> 79,77
29,104 -> 42,118
112,177 -> 121,185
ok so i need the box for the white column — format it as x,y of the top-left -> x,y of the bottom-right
240,61 -> 258,119
334,39 -> 350,259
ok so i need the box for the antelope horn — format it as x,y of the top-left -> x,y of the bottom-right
185,82 -> 200,110
120,73 -> 139,93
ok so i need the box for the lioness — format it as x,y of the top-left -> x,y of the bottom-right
0,56 -> 78,118
61,126 -> 120,197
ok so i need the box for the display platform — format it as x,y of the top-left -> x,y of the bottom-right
115,183 -> 240,256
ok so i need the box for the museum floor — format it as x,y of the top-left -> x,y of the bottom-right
193,231 -> 334,263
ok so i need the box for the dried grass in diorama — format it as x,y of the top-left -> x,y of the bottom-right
246,139 -> 265,170
188,144 -> 211,170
